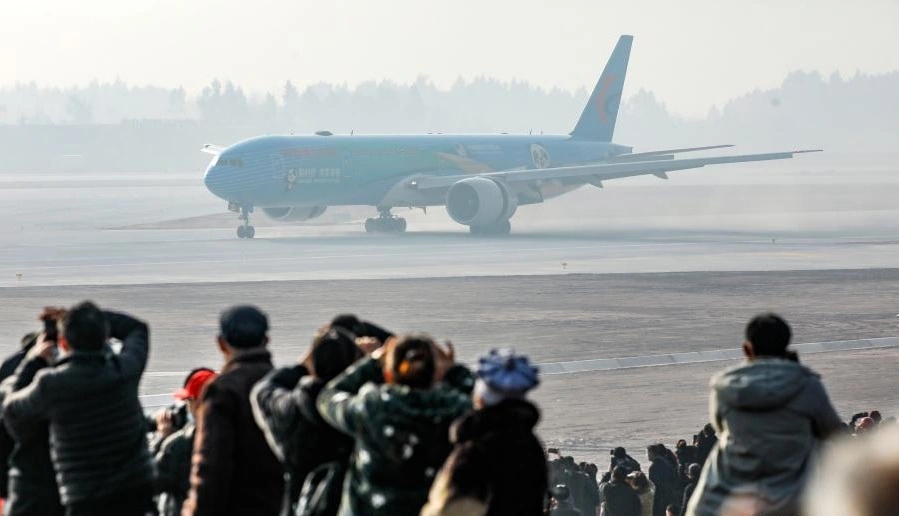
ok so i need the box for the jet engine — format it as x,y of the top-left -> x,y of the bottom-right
445,177 -> 517,226
262,206 -> 327,222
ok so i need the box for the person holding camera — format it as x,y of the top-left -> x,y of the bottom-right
316,334 -> 474,516
2,302 -> 154,516
0,314 -> 64,516
153,368 -> 216,516
251,325 -> 365,516
686,313 -> 844,516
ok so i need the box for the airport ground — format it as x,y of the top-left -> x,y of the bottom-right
2,152 -> 898,462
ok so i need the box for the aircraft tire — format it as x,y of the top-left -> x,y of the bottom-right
394,218 -> 407,233
364,218 -> 376,233
237,226 -> 246,239
245,226 -> 256,239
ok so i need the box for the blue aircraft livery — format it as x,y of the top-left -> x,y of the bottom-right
202,35 -> 819,238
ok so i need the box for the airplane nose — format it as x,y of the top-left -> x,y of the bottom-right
203,163 -> 227,199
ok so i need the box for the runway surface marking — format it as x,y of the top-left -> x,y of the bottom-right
139,336 -> 898,408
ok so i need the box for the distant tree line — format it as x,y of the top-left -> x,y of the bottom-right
0,70 -> 895,172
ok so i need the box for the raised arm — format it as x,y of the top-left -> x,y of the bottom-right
105,311 -> 149,377
317,356 -> 382,435
250,364 -> 309,463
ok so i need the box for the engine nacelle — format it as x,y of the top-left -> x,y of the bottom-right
445,177 -> 518,226
262,206 -> 327,222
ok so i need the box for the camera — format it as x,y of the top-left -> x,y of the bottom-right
147,403 -> 189,434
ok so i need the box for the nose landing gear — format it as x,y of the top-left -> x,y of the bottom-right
235,205 -> 256,239
364,208 -> 407,234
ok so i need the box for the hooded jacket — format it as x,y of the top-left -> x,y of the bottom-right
317,356 -> 473,516
421,399 -> 547,516
687,358 -> 843,516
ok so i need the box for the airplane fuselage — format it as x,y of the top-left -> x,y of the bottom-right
204,133 -> 632,209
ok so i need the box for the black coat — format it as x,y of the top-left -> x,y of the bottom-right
154,423 -> 195,516
2,311 -> 153,506
251,364 -> 354,513
678,481 -> 696,516
647,458 -> 679,516
0,353 -> 63,516
183,348 -> 284,516
423,399 -> 548,516
600,479 -> 641,516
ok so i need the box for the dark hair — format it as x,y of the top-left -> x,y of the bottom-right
219,305 -> 268,349
612,465 -> 628,483
745,313 -> 792,357
612,447 -> 627,458
62,302 -> 108,351
870,410 -> 882,423
390,334 -> 435,389
312,327 -> 363,382
330,314 -> 363,336
629,471 -> 649,489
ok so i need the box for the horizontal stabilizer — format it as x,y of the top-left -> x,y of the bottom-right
201,144 -> 224,155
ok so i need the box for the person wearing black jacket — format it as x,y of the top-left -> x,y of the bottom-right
647,445 -> 679,516
422,349 -> 545,516
677,464 -> 701,516
0,329 -> 63,516
183,305 -> 284,516
600,466 -> 642,516
251,326 -> 363,515
2,302 -> 153,516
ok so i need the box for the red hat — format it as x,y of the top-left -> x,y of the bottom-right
174,369 -> 216,401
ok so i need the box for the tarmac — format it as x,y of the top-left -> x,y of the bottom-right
2,155 -> 898,459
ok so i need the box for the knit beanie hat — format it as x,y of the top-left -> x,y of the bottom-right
474,348 -> 539,406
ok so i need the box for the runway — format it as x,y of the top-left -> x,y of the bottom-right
2,154 -> 898,455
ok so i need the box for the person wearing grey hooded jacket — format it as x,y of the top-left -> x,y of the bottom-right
686,314 -> 843,516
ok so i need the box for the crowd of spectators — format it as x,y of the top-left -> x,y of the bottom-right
0,304 -> 894,516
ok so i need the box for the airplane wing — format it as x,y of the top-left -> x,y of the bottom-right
201,144 -> 224,155
410,149 -> 821,191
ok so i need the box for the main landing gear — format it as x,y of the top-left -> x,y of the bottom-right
469,219 -> 512,236
235,205 -> 255,239
364,209 -> 407,234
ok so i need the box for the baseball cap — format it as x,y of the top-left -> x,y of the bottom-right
174,369 -> 217,400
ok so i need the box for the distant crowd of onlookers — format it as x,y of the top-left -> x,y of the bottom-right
0,305 -> 895,516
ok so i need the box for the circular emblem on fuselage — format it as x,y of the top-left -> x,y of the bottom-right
285,169 -> 298,191
530,144 -> 551,169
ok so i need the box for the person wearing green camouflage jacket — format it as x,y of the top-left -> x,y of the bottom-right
317,334 -> 474,516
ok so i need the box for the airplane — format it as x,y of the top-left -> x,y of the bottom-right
202,35 -> 819,239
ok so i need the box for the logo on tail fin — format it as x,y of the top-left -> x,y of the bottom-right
595,74 -> 619,124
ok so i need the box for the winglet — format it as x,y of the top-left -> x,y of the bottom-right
201,144 -> 223,155
570,35 -> 633,141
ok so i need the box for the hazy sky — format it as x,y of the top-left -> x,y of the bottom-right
3,0 -> 897,117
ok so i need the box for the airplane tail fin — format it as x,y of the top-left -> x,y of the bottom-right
570,35 -> 633,141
